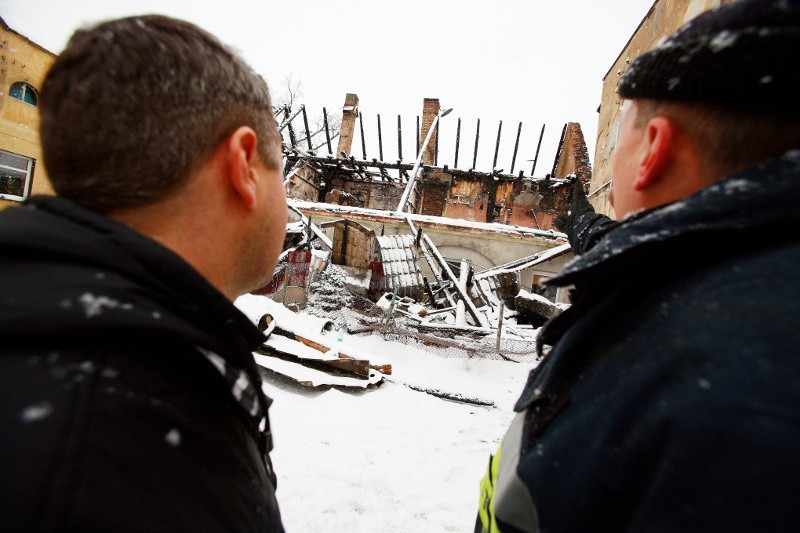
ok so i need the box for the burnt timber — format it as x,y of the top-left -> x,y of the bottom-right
281,94 -> 592,232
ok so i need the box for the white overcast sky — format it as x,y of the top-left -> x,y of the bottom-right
1,0 -> 654,176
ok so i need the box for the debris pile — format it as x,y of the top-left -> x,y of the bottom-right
248,94 -> 579,388
247,206 -> 570,389
255,320 -> 388,389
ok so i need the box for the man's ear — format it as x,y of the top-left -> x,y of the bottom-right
633,116 -> 674,191
226,126 -> 260,210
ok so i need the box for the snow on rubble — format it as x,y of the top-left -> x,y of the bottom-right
235,293 -> 538,532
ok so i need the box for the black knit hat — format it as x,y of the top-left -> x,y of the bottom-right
618,0 -> 800,109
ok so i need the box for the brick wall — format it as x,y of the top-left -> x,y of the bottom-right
554,122 -> 591,184
419,98 -> 440,165
336,93 -> 359,157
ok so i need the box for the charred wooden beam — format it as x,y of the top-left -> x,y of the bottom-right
486,170 -> 498,223
434,121 -> 439,166
284,107 -> 297,147
257,338 -> 375,379
493,120 -> 503,170
323,107 -> 333,155
302,106 -> 313,151
551,123 -> 568,178
416,115 -> 420,155
406,222 -> 449,290
422,276 -> 438,307
399,383 -> 494,406
510,122 -> 522,174
273,104 -> 288,118
472,119 -> 481,170
282,152 -> 573,185
377,114 -> 384,161
532,124 -> 545,176
280,105 -> 304,132
359,112 -> 367,160
397,115 -> 403,161
454,117 -> 461,169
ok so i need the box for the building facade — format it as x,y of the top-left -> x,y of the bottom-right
0,18 -> 56,209
590,0 -> 732,216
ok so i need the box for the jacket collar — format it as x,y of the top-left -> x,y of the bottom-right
0,195 -> 266,360
549,150 -> 800,288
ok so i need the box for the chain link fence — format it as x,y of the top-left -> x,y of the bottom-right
313,292 -> 542,364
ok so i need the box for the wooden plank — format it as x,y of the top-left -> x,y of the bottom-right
254,352 -> 383,389
264,317 -> 393,375
293,335 -> 377,377
474,242 -> 572,279
265,334 -> 339,360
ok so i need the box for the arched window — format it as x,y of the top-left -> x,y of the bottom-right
9,82 -> 38,107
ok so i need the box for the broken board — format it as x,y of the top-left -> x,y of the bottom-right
263,333 -> 377,377
254,352 -> 383,389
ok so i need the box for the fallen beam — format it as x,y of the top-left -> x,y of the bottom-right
390,380 -> 494,407
287,200 -> 333,250
254,352 -> 383,389
293,336 -> 372,377
475,243 -> 572,279
405,216 -> 491,329
261,314 -> 393,376
282,153 -> 573,183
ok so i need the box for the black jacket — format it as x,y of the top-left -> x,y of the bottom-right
0,196 -> 283,531
482,152 -> 800,532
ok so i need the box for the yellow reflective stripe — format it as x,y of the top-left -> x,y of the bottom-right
477,443 -> 503,533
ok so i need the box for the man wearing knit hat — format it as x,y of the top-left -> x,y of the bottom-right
477,1 -> 800,531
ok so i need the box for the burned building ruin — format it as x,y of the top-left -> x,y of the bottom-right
254,93 -> 588,336
282,94 -> 590,231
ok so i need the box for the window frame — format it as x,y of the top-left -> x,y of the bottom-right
0,149 -> 36,202
8,81 -> 39,107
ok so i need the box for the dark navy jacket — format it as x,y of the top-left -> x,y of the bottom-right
486,152 -> 800,532
0,196 -> 284,531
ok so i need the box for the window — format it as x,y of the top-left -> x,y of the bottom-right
9,82 -> 38,106
0,150 -> 35,201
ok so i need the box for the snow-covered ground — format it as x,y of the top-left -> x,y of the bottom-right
236,294 -> 537,532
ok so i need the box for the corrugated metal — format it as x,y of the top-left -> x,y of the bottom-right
375,235 -> 424,298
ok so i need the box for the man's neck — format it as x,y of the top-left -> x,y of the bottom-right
108,198 -> 239,300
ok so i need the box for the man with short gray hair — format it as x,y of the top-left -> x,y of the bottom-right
0,16 -> 286,531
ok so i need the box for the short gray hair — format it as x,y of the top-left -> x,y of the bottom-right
40,15 -> 282,212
